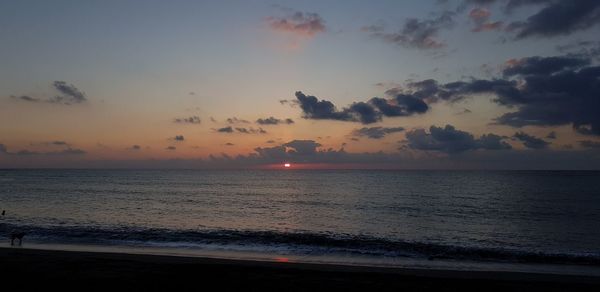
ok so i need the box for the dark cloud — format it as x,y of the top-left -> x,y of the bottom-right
294,91 -> 428,124
503,55 -> 589,77
130,145 -> 141,150
49,81 -> 87,104
174,116 -> 201,124
266,140 -> 276,144
166,146 -> 176,151
351,127 -> 405,139
8,81 -> 87,105
225,143 -> 235,146
363,11 -> 455,49
216,126 -> 234,133
294,91 -> 355,122
283,140 -> 322,155
392,54 -> 600,136
235,127 -> 267,134
256,117 -> 295,125
580,140 -> 600,148
349,101 -> 381,124
513,131 -> 550,149
226,117 -> 250,124
508,1 -> 600,39
405,125 -> 512,153
546,131 -> 557,139
266,11 -> 326,38
174,135 -> 185,141
10,95 -> 40,102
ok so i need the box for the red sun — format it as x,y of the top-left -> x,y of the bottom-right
284,163 -> 291,168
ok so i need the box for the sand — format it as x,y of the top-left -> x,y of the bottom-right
1,247 -> 599,291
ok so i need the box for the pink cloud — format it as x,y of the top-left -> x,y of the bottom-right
266,11 -> 325,38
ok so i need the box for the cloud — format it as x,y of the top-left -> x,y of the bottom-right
508,1 -> 600,39
130,145 -> 141,150
580,140 -> 600,148
166,146 -> 176,151
283,140 -> 322,155
173,135 -> 185,141
388,53 -> 600,136
256,117 -> 295,125
225,143 -> 235,146
226,117 -> 250,124
546,131 -> 557,139
362,11 -> 454,49
0,144 -> 86,156
293,91 -> 429,124
235,127 -> 267,134
513,132 -> 550,149
10,95 -> 41,102
8,81 -> 87,105
405,125 -> 512,153
266,11 -> 326,38
216,126 -> 234,133
174,116 -> 201,124
51,81 -> 87,104
502,55 -> 589,77
351,127 -> 405,139
469,8 -> 503,32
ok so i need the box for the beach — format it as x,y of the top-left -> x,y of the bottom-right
1,247 -> 599,291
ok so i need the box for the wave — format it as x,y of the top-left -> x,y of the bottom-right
1,222 -> 599,265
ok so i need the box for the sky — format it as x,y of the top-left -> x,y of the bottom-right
1,0 -> 600,169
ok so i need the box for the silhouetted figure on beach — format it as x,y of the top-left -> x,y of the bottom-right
1,210 -> 5,216
10,232 -> 26,246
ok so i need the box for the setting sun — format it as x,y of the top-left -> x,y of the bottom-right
284,163 -> 291,168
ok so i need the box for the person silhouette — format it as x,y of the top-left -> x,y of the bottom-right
1,210 -> 5,216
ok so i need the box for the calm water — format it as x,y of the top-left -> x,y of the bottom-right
1,169 -> 600,270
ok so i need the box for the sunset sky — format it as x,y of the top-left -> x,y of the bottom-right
1,0 -> 600,169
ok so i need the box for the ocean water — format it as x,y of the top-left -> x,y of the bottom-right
1,169 -> 600,272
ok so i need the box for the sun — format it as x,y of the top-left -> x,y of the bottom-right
284,163 -> 291,168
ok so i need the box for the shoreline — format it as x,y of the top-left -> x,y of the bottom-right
2,246 -> 600,291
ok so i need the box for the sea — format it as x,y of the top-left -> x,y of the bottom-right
1,169 -> 600,275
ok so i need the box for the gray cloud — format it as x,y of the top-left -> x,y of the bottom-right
352,127 -> 405,139
514,131 -> 550,149
266,11 -> 326,37
166,146 -> 176,151
363,11 -> 455,49
508,1 -> 600,39
256,117 -> 295,125
216,126 -> 234,133
405,125 -> 512,153
293,91 -> 428,124
235,127 -> 267,134
226,117 -> 250,124
8,81 -> 87,105
386,53 -> 600,136
10,95 -> 40,102
174,116 -> 201,124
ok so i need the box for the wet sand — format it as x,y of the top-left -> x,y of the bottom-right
1,247 -> 599,291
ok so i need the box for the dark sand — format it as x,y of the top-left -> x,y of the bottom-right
1,247 -> 599,291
